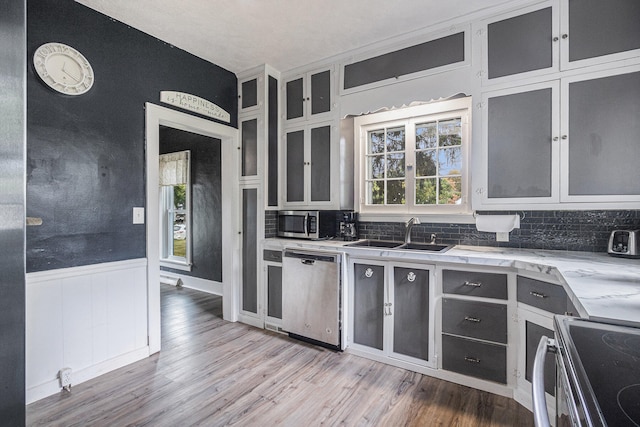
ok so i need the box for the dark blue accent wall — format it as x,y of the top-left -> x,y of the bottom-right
26,0 -> 237,272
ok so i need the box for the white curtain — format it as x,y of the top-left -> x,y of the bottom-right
159,150 -> 189,186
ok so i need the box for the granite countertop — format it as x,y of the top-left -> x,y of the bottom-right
264,238 -> 640,327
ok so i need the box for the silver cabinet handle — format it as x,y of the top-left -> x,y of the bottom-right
464,356 -> 480,364
463,281 -> 482,287
530,291 -> 548,299
533,336 -> 556,427
407,272 -> 416,282
464,316 -> 481,323
364,268 -> 374,278
383,302 -> 392,316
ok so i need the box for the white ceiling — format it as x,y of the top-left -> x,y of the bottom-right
76,0 -> 518,74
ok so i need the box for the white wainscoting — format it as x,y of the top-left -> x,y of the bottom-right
26,258 -> 149,404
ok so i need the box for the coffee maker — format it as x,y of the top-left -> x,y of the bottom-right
339,212 -> 358,241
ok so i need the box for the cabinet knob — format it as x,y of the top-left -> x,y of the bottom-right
364,268 -> 374,278
407,272 -> 416,282
562,33 -> 568,40
552,36 -> 559,42
561,135 -> 568,140
553,136 -> 559,142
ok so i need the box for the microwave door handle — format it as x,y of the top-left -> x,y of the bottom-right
532,336 -> 556,427
304,213 -> 309,237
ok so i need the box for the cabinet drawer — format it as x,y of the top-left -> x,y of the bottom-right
517,276 -> 567,314
442,270 -> 508,300
263,249 -> 283,263
442,298 -> 507,344
442,334 -> 507,384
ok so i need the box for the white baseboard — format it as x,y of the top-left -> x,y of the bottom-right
27,346 -> 150,404
160,271 -> 223,296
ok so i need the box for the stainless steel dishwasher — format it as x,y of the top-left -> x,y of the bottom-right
282,249 -> 342,350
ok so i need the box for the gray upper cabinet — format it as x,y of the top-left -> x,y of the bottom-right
486,6 -> 554,80
563,0 -> 640,69
480,64 -> 640,206
241,118 -> 258,178
481,81 -> 560,204
482,0 -> 640,84
284,67 -> 334,123
240,77 -> 259,112
283,122 -> 337,208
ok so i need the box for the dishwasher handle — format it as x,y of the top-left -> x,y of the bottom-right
301,259 -> 315,265
532,336 -> 556,427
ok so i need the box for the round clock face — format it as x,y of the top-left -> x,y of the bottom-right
33,42 -> 94,95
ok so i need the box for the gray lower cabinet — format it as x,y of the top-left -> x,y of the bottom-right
442,298 -> 507,344
442,334 -> 507,384
263,249 -> 283,323
351,261 -> 432,365
525,321 -> 555,396
517,275 -> 569,315
353,263 -> 385,350
442,269 -> 508,300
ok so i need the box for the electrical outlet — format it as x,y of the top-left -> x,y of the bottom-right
59,367 -> 72,391
496,232 -> 509,242
133,207 -> 145,224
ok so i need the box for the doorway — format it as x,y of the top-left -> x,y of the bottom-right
145,103 -> 239,354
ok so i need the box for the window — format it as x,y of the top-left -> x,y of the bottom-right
159,150 -> 191,269
354,97 -> 471,216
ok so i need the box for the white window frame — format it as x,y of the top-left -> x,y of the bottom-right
354,97 -> 472,219
159,150 -> 192,271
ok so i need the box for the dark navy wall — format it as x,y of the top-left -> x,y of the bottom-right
26,0 -> 237,272
159,127 -> 223,282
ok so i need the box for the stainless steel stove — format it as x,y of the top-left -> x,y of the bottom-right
535,316 -> 640,426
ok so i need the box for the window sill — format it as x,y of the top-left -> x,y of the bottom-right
358,212 -> 476,224
160,259 -> 192,272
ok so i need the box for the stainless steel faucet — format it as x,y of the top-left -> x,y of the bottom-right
404,217 -> 421,244
430,233 -> 437,244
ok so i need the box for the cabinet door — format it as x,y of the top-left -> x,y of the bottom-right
241,187 -> 258,315
285,77 -> 304,121
525,321 -> 555,396
562,68 -> 640,201
482,81 -> 559,204
310,124 -> 331,202
267,75 -> 279,207
241,118 -> 258,178
392,266 -> 430,361
267,265 -> 282,320
353,263 -> 385,350
485,4 -> 556,81
240,78 -> 258,111
310,69 -> 331,116
285,129 -> 305,203
564,0 -> 640,67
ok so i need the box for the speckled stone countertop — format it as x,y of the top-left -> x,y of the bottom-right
264,238 -> 640,327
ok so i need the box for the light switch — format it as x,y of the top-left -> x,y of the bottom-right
133,207 -> 145,224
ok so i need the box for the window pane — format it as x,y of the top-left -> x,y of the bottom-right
386,180 -> 405,205
368,130 -> 385,154
387,153 -> 405,178
416,122 -> 437,149
367,155 -> 385,179
438,118 -> 462,147
438,147 -> 462,176
173,218 -> 187,257
416,150 -> 437,177
173,184 -> 186,209
367,181 -> 385,204
386,127 -> 405,152
439,176 -> 462,204
416,178 -> 437,205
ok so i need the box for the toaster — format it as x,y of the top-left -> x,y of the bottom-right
607,230 -> 640,258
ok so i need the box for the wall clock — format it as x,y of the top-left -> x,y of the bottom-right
33,42 -> 94,95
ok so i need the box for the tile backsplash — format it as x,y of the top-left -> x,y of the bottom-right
266,210 -> 640,253
359,210 -> 640,253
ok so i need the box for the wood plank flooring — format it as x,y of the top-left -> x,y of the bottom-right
27,285 -> 534,427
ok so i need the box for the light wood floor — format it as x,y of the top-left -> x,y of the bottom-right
27,285 -> 534,427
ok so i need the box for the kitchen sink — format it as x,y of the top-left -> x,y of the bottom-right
345,240 -> 403,248
397,242 -> 451,252
345,240 -> 451,253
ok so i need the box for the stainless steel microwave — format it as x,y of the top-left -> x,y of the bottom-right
277,210 -> 337,239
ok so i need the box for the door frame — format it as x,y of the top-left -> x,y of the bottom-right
145,103 -> 239,353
